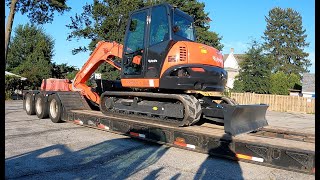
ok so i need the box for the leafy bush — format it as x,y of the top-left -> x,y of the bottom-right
5,91 -> 12,100
5,75 -> 30,100
269,72 -> 301,95
66,70 -> 79,80
5,76 -> 23,91
223,88 -> 231,97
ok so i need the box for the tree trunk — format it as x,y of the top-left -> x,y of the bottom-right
5,0 -> 18,64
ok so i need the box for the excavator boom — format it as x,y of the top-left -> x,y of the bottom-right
70,41 -> 123,104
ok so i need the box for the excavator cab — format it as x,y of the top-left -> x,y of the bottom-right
122,4 -> 176,78
121,4 -> 195,78
121,3 -> 227,92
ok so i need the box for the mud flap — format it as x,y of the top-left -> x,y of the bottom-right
222,104 -> 269,136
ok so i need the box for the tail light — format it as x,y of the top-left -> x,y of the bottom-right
190,67 -> 205,72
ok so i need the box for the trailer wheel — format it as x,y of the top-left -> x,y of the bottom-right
35,93 -> 49,119
24,93 -> 36,115
48,94 -> 63,123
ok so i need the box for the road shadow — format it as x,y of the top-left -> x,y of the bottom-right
194,134 -> 244,180
5,138 -> 169,179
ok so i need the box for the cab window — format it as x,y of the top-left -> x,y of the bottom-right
123,11 -> 147,75
149,6 -> 169,46
173,14 -> 195,41
125,12 -> 147,53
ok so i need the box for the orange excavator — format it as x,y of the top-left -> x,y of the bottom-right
40,3 -> 268,135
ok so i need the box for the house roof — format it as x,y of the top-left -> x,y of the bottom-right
302,73 -> 315,93
223,54 -> 246,64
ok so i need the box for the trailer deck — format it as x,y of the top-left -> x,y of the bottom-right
65,109 -> 315,174
23,91 -> 315,174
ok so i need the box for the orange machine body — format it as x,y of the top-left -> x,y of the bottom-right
160,41 -> 224,77
40,39 -> 226,104
120,41 -> 226,91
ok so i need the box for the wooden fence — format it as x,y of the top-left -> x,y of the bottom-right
230,93 -> 315,114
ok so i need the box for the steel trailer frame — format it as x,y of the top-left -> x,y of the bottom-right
23,91 -> 315,175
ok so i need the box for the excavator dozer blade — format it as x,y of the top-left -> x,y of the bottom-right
222,104 -> 269,136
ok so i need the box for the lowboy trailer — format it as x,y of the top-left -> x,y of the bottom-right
23,91 -> 315,174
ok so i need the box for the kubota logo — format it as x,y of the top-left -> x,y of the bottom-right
213,56 -> 223,64
148,59 -> 157,63
83,63 -> 93,74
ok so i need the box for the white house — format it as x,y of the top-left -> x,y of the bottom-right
223,48 -> 245,89
301,73 -> 315,98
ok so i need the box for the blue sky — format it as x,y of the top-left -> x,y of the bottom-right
5,0 -> 315,73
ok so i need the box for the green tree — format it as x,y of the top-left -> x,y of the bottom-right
232,80 -> 244,92
5,0 -> 70,62
66,70 -> 79,80
5,76 -> 27,99
269,72 -> 301,95
67,0 -> 144,54
6,24 -> 55,89
269,72 -> 289,95
262,7 -> 311,77
233,41 -> 272,94
288,73 -> 301,90
67,0 -> 223,54
51,62 -> 78,79
96,63 -> 121,80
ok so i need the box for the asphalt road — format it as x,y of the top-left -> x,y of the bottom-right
5,100 -> 315,180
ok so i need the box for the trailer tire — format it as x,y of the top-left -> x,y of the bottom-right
48,94 -> 63,123
35,93 -> 49,119
24,93 -> 36,115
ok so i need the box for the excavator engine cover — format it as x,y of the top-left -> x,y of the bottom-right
222,104 -> 269,136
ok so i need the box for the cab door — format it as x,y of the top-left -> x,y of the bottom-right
122,10 -> 148,78
145,5 -> 171,78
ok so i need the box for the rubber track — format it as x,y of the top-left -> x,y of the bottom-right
180,94 -> 202,125
99,91 -> 202,127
